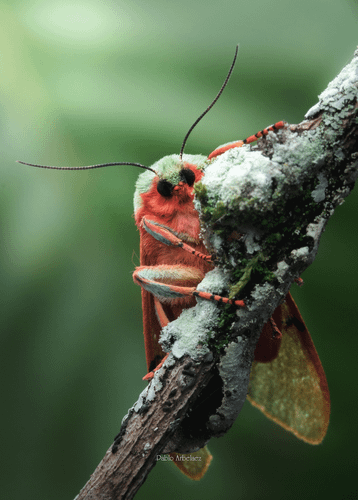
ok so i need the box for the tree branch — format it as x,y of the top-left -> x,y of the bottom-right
75,48 -> 358,500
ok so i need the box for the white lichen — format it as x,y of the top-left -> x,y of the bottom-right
132,376 -> 164,412
305,52 -> 358,118
271,130 -> 325,177
311,173 -> 328,202
203,147 -> 276,206
243,229 -> 261,254
160,268 -> 230,360
133,388 -> 149,412
250,282 -> 275,305
274,260 -> 289,283
290,246 -> 310,260
146,375 -> 163,401
208,232 -> 224,253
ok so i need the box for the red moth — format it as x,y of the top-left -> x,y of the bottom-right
18,46 -> 330,481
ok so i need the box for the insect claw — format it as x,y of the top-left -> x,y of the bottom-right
143,353 -> 170,381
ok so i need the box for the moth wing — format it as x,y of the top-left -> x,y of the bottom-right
247,292 -> 330,444
142,290 -> 212,480
141,288 -> 166,372
169,446 -> 212,480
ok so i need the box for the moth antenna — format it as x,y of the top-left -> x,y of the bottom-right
17,160 -> 157,175
179,44 -> 239,160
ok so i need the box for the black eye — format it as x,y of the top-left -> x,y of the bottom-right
181,168 -> 195,186
157,179 -> 174,197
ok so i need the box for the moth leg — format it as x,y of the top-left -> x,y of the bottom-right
154,296 -> 170,328
141,298 -> 171,381
208,121 -> 285,159
192,290 -> 244,307
142,217 -> 212,263
135,266 -> 245,381
142,355 -> 169,381
133,265 -> 245,307
269,317 -> 282,339
143,339 -> 169,382
133,265 -> 204,303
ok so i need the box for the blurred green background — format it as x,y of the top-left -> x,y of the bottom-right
1,0 -> 357,498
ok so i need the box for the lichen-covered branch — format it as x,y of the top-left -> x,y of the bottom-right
75,48 -> 358,500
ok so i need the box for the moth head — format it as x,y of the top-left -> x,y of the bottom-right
156,166 -> 196,197
134,155 -> 207,216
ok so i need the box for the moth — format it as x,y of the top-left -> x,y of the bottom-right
18,45 -> 330,481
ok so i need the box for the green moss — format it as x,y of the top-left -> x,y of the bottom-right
229,252 -> 276,299
197,169 -> 323,308
194,181 -> 208,202
211,201 -> 227,221
266,232 -> 282,244
202,303 -> 238,353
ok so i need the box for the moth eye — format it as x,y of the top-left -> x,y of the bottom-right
157,179 -> 174,197
180,168 -> 196,186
